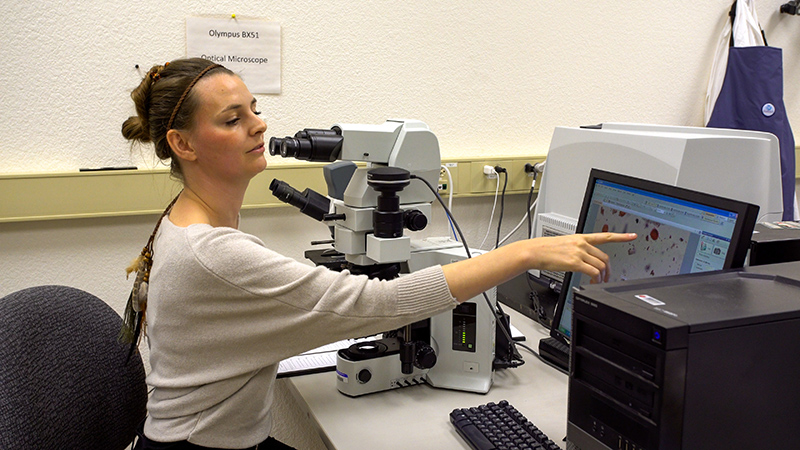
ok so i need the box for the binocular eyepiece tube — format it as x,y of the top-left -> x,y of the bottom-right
269,128 -> 344,162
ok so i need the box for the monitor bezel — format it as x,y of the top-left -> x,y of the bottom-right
549,168 -> 760,345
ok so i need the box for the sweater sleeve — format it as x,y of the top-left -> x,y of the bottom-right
147,223 -> 458,386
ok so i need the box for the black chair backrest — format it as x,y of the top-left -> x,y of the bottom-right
0,285 -> 147,450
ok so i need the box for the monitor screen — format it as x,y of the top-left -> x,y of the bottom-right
551,169 -> 759,343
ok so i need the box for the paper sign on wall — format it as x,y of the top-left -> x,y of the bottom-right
186,17 -> 281,94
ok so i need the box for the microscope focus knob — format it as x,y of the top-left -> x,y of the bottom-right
403,209 -> 428,231
414,344 -> 437,370
357,369 -> 372,384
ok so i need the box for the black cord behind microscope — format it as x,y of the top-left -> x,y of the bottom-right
493,166 -> 508,251
411,174 -> 524,370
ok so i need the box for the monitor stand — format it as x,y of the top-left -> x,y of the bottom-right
538,337 -> 569,372
497,273 -> 560,326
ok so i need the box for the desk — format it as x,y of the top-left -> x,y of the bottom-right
287,309 -> 568,449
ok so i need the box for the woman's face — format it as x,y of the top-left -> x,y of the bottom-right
183,73 -> 267,184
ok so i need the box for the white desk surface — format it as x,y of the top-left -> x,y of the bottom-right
287,308 -> 569,450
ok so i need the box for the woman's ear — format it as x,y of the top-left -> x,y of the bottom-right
166,129 -> 197,162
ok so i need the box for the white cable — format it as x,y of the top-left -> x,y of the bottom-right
497,197 -> 538,247
494,163 -> 545,248
478,168 -> 501,250
440,164 -> 454,213
440,164 -> 456,239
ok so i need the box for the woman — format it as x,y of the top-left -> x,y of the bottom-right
121,58 -> 635,450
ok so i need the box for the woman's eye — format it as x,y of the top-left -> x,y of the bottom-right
254,110 -> 262,116
226,117 -> 240,126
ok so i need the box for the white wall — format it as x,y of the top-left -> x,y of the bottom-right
2,1 -> 800,448
2,1 -> 800,173
4,0 -> 798,296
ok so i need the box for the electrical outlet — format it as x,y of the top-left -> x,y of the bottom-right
438,162 -> 458,195
510,159 -> 545,191
470,160 -> 513,193
436,157 -> 546,197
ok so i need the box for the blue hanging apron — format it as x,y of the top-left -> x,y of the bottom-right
707,42 -> 796,220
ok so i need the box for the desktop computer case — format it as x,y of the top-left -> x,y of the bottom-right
565,262 -> 800,450
749,222 -> 800,266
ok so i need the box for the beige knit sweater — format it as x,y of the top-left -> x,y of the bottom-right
143,218 -> 457,448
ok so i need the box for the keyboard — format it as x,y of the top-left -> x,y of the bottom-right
450,400 -> 562,450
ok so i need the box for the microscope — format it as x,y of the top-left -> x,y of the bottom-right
269,119 -> 514,396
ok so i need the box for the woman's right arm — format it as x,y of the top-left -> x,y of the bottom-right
440,232 -> 637,303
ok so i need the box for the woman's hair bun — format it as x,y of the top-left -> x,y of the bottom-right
121,114 -> 151,143
121,66 -> 162,144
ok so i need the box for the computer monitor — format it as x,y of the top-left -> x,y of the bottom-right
549,169 -> 759,348
530,123 -> 783,288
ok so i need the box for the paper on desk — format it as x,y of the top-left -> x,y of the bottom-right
278,353 -> 338,377
277,336 -> 378,378
510,323 -> 525,341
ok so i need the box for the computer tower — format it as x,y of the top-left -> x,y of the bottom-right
566,261 -> 800,450
749,222 -> 800,266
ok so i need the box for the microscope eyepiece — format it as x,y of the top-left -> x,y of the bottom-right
268,136 -> 285,156
268,128 -> 344,162
280,137 -> 305,158
269,178 -> 331,222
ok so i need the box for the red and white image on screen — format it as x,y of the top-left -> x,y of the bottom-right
592,206 -> 691,281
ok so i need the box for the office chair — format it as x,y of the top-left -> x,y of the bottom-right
0,285 -> 147,450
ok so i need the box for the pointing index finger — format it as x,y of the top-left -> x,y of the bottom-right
585,232 -> 638,244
